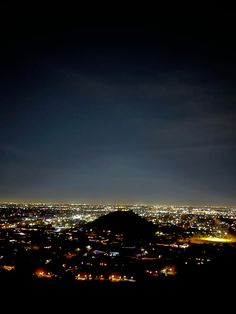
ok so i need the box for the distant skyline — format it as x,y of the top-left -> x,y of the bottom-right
0,14 -> 236,205
0,198 -> 235,207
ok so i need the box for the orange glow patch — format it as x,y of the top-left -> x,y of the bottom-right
35,268 -> 53,278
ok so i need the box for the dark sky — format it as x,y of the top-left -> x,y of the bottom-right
0,12 -> 236,204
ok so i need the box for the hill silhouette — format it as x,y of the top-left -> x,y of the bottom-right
87,210 -> 156,241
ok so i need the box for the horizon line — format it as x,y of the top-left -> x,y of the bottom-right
0,199 -> 235,208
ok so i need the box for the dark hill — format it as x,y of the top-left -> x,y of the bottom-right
87,210 -> 156,241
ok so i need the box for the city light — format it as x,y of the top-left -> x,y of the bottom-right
199,237 -> 236,243
0,202 -> 235,287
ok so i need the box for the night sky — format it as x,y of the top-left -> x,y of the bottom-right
0,13 -> 236,204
